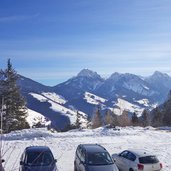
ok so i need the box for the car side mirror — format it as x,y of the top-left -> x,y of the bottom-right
1,159 -> 5,163
20,161 -> 24,165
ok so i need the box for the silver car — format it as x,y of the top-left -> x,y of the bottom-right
74,144 -> 119,171
112,149 -> 163,171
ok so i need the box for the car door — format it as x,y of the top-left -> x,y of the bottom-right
116,151 -> 130,171
75,146 -> 82,171
126,152 -> 137,170
79,149 -> 86,171
19,151 -> 26,171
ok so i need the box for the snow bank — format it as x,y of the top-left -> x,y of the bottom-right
1,127 -> 171,171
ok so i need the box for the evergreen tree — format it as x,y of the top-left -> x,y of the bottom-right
162,96 -> 171,126
141,109 -> 151,127
151,107 -> 163,127
131,112 -> 139,126
104,110 -> 112,126
104,110 -> 118,127
91,107 -> 102,129
75,111 -> 81,128
0,59 -> 29,133
117,110 -> 131,127
112,112 -> 119,127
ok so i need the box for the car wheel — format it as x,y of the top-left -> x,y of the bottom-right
129,169 -> 134,171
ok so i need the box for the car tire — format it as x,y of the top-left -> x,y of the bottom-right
129,169 -> 134,171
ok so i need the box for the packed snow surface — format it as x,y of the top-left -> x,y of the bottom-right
1,127 -> 171,171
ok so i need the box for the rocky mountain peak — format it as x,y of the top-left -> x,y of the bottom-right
77,69 -> 102,79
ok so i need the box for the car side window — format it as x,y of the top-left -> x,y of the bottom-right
120,151 -> 129,158
80,149 -> 86,163
127,152 -> 136,161
21,151 -> 26,163
76,146 -> 81,159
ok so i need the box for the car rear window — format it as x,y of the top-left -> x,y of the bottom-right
139,156 -> 159,164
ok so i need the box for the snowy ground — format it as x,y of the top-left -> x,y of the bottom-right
1,127 -> 171,171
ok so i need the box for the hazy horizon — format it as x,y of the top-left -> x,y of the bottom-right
16,68 -> 171,86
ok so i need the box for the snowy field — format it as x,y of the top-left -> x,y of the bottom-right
1,127 -> 171,171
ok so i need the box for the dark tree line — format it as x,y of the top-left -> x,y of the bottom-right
151,91 -> 171,127
0,59 -> 29,133
89,101 -> 171,129
90,107 -> 153,129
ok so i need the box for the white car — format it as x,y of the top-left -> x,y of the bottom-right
112,150 -> 163,171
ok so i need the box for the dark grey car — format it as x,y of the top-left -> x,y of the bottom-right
74,144 -> 119,171
19,146 -> 58,171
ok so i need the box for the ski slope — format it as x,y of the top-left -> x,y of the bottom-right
1,127 -> 171,171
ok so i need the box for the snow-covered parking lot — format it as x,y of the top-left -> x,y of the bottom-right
2,127 -> 171,171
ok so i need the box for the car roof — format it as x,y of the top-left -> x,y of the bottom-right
127,149 -> 155,157
80,144 -> 107,153
25,146 -> 51,152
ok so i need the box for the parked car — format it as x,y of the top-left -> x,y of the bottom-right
112,149 -> 163,171
19,146 -> 58,171
74,144 -> 119,171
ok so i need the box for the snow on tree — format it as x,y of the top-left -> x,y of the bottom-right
91,107 -> 102,129
75,111 -> 81,128
0,59 -> 29,133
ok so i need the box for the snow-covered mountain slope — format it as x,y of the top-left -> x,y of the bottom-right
136,98 -> 150,106
53,69 -> 104,99
2,127 -> 171,171
27,109 -> 50,127
112,98 -> 145,117
95,72 -> 158,101
42,92 -> 67,104
17,69 -> 171,130
84,92 -> 107,105
29,92 -> 88,128
145,71 -> 171,102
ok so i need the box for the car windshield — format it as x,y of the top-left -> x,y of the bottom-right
26,151 -> 54,166
139,156 -> 159,164
87,152 -> 114,165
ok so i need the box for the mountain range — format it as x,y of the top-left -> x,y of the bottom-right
17,69 -> 171,130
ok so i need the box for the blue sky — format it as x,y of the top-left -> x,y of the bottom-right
0,0 -> 171,85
